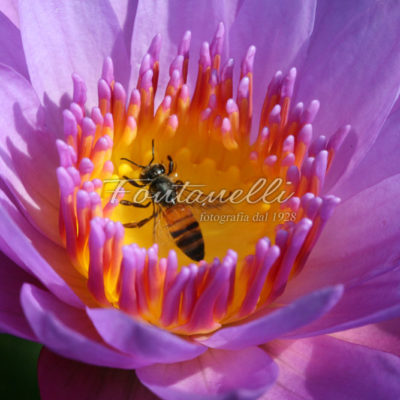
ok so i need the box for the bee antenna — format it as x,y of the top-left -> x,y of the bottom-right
149,139 -> 155,165
121,140 -> 155,168
120,158 -> 146,169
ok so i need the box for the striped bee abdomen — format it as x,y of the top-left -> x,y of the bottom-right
163,204 -> 204,261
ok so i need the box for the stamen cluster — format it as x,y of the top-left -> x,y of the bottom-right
56,23 -> 347,334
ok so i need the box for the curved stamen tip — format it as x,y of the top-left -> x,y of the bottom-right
63,109 -> 78,136
72,73 -> 87,106
82,117 -> 96,137
168,114 -> 179,130
170,55 -> 184,76
215,21 -> 225,37
281,67 -> 297,98
210,22 -> 225,56
79,158 -> 94,175
320,195 -> 341,220
178,30 -> 191,56
149,33 -> 162,61
91,107 -> 104,125
242,45 -> 256,75
101,57 -> 114,85
298,124 -> 313,144
57,166 -> 75,196
113,82 -> 126,102
200,42 -> 211,68
301,99 -> 320,124
98,79 -> 111,101
130,88 -> 141,105
139,53 -> 152,76
238,76 -> 250,98
56,140 -> 76,168
269,104 -> 281,123
226,98 -> 239,114
141,69 -> 154,90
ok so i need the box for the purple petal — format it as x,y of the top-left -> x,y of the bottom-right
19,0 -> 130,110
137,347 -> 278,400
230,0 -> 317,140
38,347 -> 159,400
332,318 -> 400,357
130,0 -> 243,102
0,251 -> 36,340
0,12 -> 29,79
335,96 -> 400,200
0,64 -> 60,242
20,283 -> 148,369
200,285 -> 343,349
86,307 -> 206,364
263,336 -> 400,400
296,1 -> 400,188
109,0 -> 138,57
0,192 -> 87,308
275,174 -> 400,335
0,0 -> 19,27
286,173 -> 400,295
284,266 -> 400,338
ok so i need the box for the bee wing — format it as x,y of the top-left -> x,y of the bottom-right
153,205 -> 177,251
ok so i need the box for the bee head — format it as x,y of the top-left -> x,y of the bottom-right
140,163 -> 165,183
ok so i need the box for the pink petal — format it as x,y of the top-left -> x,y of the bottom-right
284,266 -> 400,338
287,173 -> 400,294
0,192 -> 86,308
263,335 -> 400,400
86,307 -> 206,364
137,347 -> 278,400
331,318 -> 400,357
335,96 -> 400,200
109,0 -> 138,56
0,12 -> 29,79
0,251 -> 36,340
20,284 -> 148,369
38,347 -> 159,400
275,174 -> 400,335
0,64 -> 60,242
199,285 -> 343,350
296,1 -> 400,188
19,0 -> 130,110
0,0 -> 19,27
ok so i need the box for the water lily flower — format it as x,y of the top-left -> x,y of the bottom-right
1,1 -> 400,399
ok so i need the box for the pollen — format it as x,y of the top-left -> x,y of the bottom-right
56,23 -> 348,335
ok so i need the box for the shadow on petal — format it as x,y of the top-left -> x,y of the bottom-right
38,347 -> 159,400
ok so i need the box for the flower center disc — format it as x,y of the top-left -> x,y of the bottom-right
113,136 -> 292,266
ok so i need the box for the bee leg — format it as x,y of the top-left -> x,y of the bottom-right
174,179 -> 184,193
152,202 -> 159,242
167,155 -> 174,175
122,175 -> 146,188
123,210 -> 159,229
120,200 -> 151,208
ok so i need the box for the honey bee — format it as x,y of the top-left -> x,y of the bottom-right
120,140 -> 205,261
